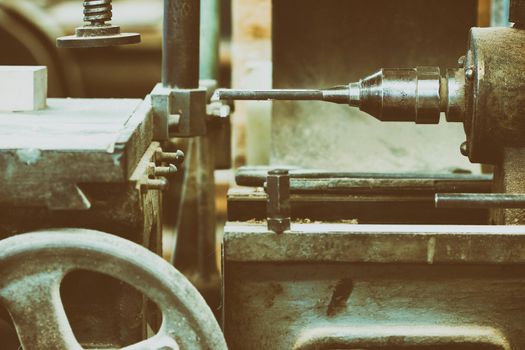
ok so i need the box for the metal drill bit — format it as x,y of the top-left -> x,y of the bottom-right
212,85 -> 360,105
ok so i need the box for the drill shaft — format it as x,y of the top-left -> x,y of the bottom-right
214,89 -> 323,101
213,86 -> 358,105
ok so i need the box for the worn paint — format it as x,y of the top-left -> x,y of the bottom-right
16,148 -> 41,165
326,279 -> 354,317
427,237 -> 437,264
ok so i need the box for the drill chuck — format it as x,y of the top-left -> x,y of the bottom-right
354,67 -> 444,124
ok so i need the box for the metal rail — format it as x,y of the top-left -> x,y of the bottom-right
435,193 -> 525,209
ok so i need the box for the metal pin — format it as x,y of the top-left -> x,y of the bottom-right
155,148 -> 185,165
141,178 -> 169,191
154,164 -> 178,176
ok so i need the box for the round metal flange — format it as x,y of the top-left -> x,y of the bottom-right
57,32 -> 141,48
57,25 -> 140,48
0,229 -> 228,350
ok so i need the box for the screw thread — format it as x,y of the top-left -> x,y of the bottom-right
84,0 -> 112,25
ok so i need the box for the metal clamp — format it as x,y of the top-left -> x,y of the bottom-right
151,84 -> 207,140
0,229 -> 228,350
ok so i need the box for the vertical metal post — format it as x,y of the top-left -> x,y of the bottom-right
163,0 -> 201,88
200,0 -> 220,80
165,0 -> 220,307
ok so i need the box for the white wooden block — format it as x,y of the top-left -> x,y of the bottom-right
0,66 -> 47,112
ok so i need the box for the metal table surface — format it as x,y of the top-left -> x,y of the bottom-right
0,98 -> 142,151
223,223 -> 525,350
0,98 -> 153,209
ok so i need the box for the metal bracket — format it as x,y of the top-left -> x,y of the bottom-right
150,83 -> 207,139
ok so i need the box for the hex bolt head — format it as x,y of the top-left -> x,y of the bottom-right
266,169 -> 291,234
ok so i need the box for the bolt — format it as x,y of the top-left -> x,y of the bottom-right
266,169 -> 291,234
147,162 -> 178,177
154,164 -> 178,176
141,178 -> 168,191
460,141 -> 469,157
457,55 -> 466,68
465,67 -> 475,80
155,148 -> 185,166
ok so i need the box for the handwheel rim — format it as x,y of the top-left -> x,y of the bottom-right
0,229 -> 227,350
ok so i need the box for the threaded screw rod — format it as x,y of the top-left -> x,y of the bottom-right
83,0 -> 112,26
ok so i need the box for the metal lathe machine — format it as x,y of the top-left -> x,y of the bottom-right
0,0 -> 525,349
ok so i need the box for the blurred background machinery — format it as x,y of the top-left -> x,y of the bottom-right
0,0 -> 232,98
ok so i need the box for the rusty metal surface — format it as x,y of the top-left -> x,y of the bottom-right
464,27 -> 525,164
228,170 -> 491,224
228,187 -> 489,224
293,325 -> 510,350
223,223 -> 525,349
492,148 -> 525,225
57,30 -> 141,48
0,98 -> 152,210
224,223 -> 525,263
235,167 -> 492,191
0,142 -> 163,347
0,229 -> 227,350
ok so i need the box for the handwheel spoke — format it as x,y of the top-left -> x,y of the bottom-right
0,269 -> 81,350
121,334 -> 179,350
